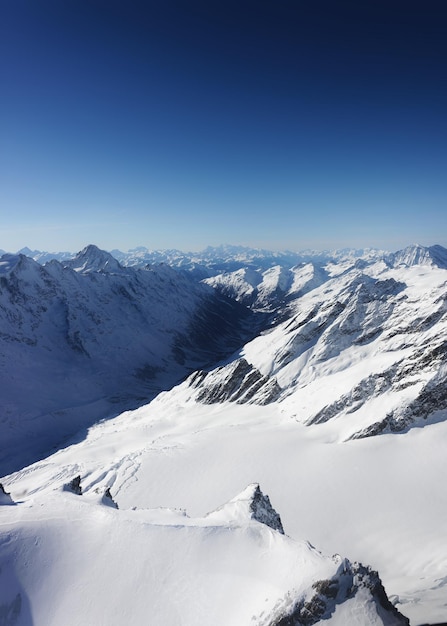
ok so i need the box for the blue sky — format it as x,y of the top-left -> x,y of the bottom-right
1,0 -> 447,253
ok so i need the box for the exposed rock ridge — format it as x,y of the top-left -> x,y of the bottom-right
0,483 -> 14,505
249,483 -> 284,534
204,483 -> 285,533
308,334 -> 447,432
352,366 -> 447,439
271,561 -> 409,625
189,358 -> 281,405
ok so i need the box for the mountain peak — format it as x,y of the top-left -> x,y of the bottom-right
64,245 -> 125,274
389,243 -> 447,269
206,483 -> 284,533
0,252 -> 41,277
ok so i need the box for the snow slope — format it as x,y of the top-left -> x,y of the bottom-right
0,246 -> 259,474
2,380 -> 442,624
193,253 -> 447,442
0,473 -> 408,626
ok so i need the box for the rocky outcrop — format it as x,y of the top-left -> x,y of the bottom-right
272,561 -> 409,625
248,483 -> 284,534
63,475 -> 82,495
351,368 -> 447,439
102,487 -> 119,509
205,483 -> 285,533
0,483 -> 14,505
190,358 -> 281,405
308,335 -> 447,433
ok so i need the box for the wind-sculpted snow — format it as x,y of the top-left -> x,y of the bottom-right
2,355 -> 446,623
0,475 -> 408,626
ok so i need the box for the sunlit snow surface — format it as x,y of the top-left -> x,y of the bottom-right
2,388 -> 447,624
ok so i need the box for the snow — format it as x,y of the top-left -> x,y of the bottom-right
1,243 -> 447,624
0,478 -> 385,626
2,382 -> 446,623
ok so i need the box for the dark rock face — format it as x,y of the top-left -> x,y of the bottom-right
249,484 -> 284,534
102,487 -> 118,509
272,561 -> 410,626
352,372 -> 447,439
64,475 -> 82,495
0,483 -> 14,505
190,358 -> 281,405
309,330 -> 447,436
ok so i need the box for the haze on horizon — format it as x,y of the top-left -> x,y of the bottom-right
1,1 -> 446,253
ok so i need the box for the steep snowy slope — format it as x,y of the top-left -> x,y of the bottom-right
386,244 -> 447,269
0,246 -> 260,474
183,246 -> 447,442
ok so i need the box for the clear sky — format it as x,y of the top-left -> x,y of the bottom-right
1,0 -> 447,253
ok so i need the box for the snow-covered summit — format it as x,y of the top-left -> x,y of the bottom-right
387,243 -> 447,269
63,243 -> 127,274
205,483 -> 285,533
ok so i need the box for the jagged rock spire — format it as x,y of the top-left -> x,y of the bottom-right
0,483 -> 14,505
206,483 -> 284,534
102,487 -> 118,509
248,483 -> 284,534
64,475 -> 82,495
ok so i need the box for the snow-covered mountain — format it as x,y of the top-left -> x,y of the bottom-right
17,246 -> 75,264
1,241 -> 447,625
386,243 -> 447,269
0,245 -> 260,474
185,248 -> 447,442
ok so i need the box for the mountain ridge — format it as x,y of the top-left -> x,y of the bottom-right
1,241 -> 447,623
